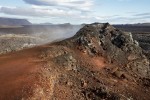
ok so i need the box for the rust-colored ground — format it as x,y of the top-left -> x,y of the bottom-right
0,47 -> 44,99
0,43 -> 149,100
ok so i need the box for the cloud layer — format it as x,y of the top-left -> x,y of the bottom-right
0,6 -> 81,17
0,0 -> 149,24
0,0 -> 95,24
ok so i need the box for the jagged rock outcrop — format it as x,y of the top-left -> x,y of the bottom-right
70,23 -> 150,78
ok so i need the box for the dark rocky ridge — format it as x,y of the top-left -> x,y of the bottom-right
67,23 -> 150,78
41,23 -> 150,99
114,24 -> 150,61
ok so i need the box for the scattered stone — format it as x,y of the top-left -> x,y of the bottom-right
127,54 -> 139,61
82,87 -> 120,100
142,78 -> 150,87
111,67 -> 119,74
113,71 -> 125,79
81,80 -> 88,88
67,81 -> 73,87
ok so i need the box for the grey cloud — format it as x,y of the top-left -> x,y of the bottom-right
0,7 -> 41,17
133,13 -> 150,16
93,15 -> 150,24
22,0 -> 93,11
23,0 -> 57,6
23,0 -> 86,5
0,6 -> 83,18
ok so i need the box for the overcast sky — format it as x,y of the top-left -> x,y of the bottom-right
0,0 -> 150,24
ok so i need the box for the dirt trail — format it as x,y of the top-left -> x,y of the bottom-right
0,47 -> 44,99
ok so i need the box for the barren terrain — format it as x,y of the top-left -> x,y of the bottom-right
0,24 -> 81,54
0,23 -> 150,100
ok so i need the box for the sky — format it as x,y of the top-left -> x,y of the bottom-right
0,0 -> 150,24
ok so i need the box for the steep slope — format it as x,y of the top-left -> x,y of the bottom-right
0,23 -> 150,100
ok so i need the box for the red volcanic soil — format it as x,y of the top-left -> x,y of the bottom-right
0,45 -> 105,99
0,44 -> 149,100
0,47 -> 44,99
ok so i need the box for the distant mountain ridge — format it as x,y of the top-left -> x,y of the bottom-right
0,17 -> 32,26
114,23 -> 150,26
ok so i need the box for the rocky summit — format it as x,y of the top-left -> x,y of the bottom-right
0,23 -> 150,100
74,23 -> 150,78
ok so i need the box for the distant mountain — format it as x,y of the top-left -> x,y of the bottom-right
135,23 -> 150,26
0,17 -> 32,26
114,23 -> 150,26
36,23 -> 53,25
114,23 -> 150,33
